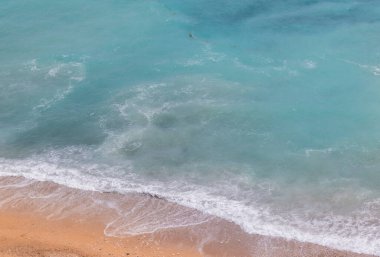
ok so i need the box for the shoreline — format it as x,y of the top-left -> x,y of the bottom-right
0,176 -> 377,257
0,210 -> 200,257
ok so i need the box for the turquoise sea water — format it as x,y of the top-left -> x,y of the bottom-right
1,0 -> 380,255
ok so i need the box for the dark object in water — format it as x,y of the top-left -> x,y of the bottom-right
142,192 -> 165,200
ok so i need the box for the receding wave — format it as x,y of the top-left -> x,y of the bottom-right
0,149 -> 379,255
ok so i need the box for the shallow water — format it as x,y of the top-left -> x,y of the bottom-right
1,1 -> 380,255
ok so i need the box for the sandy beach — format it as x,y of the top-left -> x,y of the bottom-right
2,1 -> 380,256
0,176 -> 376,257
0,210 -> 200,257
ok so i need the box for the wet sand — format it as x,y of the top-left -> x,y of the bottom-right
0,210 -> 200,257
0,176 -> 377,257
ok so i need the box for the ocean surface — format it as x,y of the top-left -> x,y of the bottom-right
1,0 -> 380,255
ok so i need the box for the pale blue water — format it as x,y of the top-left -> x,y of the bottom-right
1,0 -> 380,254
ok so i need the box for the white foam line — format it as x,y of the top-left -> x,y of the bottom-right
0,157 -> 379,256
